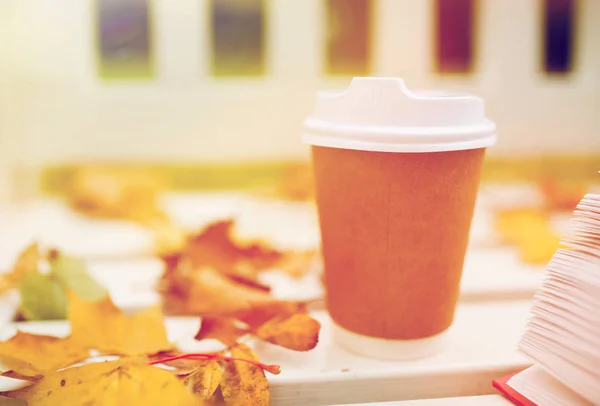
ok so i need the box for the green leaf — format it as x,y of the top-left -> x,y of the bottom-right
50,254 -> 107,301
19,271 -> 67,320
0,395 -> 26,406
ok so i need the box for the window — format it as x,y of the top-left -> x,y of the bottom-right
210,0 -> 267,77
434,0 -> 475,74
543,0 -> 576,73
96,0 -> 154,79
325,0 -> 372,76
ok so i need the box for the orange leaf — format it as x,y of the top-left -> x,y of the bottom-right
194,317 -> 249,346
183,360 -> 223,400
0,332 -> 89,376
162,266 -> 273,316
172,220 -> 282,289
4,359 -> 196,406
220,344 -> 269,406
68,293 -> 173,355
235,301 -> 307,329
186,220 -> 281,269
254,314 -> 321,351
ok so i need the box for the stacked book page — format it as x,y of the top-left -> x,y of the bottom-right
504,193 -> 600,406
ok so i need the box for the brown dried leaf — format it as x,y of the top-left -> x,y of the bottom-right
254,314 -> 321,351
220,344 -> 269,406
184,360 -> 223,401
0,332 -> 89,376
194,317 -> 249,346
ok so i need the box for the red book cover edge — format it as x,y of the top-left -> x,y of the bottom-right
492,369 -> 538,406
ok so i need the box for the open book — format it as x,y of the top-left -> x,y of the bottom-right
494,193 -> 600,406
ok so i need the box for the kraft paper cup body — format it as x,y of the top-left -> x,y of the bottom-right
303,77 -> 496,360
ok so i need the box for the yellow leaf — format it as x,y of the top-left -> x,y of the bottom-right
67,166 -> 165,222
494,208 -> 561,265
0,332 -> 89,376
4,359 -> 196,406
254,314 -> 321,351
68,293 -> 173,355
220,344 -> 269,406
494,208 -> 549,246
518,231 -> 561,265
0,243 -> 40,294
184,360 -> 223,400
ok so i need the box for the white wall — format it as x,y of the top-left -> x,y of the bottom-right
0,1 -> 15,202
1,0 -> 599,171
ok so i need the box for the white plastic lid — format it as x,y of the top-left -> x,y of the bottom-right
303,77 -> 496,153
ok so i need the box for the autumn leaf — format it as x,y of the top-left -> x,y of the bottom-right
19,271 -> 68,320
184,220 -> 281,272
220,344 -> 269,406
14,247 -> 107,321
183,360 -> 223,401
234,300 -> 307,329
0,243 -> 40,294
168,219 -> 320,285
161,266 -> 274,316
0,332 -> 89,376
0,395 -> 25,406
184,269 -> 320,350
49,251 -> 107,302
182,219 -> 319,279
517,231 -> 561,265
68,293 -> 174,355
494,208 -> 560,265
3,359 -> 196,406
494,208 -> 549,246
66,166 -> 166,222
160,218 -> 320,321
254,314 -> 321,351
194,317 -> 249,346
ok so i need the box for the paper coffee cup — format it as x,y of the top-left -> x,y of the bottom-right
303,78 -> 496,360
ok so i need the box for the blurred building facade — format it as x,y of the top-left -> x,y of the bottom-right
0,0 -> 598,198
